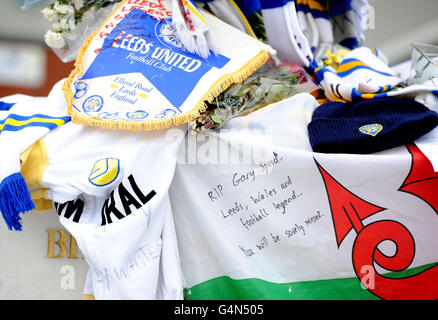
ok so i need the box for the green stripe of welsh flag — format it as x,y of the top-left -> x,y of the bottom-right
184,263 -> 437,300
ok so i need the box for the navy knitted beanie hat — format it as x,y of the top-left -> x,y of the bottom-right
307,98 -> 438,154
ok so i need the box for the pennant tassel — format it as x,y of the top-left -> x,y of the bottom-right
0,173 -> 35,231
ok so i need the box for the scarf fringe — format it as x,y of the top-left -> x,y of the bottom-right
173,22 -> 200,57
192,31 -> 210,59
0,173 -> 35,231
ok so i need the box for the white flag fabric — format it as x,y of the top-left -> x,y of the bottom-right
170,93 -> 438,300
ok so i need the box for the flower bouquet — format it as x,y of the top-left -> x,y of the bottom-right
39,0 -> 121,62
189,59 -> 320,134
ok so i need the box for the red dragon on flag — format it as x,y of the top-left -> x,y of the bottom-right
315,144 -> 438,300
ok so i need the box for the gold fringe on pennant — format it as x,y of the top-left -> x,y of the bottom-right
62,0 -> 271,132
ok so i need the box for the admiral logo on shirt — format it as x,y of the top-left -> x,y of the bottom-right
56,174 -> 156,226
100,174 -> 156,226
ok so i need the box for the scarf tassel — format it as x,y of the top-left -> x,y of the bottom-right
193,31 -> 210,59
0,173 -> 35,231
173,21 -> 211,59
173,22 -> 197,55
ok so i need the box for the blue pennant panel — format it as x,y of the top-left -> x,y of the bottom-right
81,9 -> 230,109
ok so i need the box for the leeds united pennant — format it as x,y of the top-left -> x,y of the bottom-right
62,0 -> 275,131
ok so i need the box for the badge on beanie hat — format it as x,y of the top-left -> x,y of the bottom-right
307,98 -> 438,154
62,0 -> 275,132
359,123 -> 383,136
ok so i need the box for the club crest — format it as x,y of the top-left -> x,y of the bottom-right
89,158 -> 120,187
359,123 -> 383,136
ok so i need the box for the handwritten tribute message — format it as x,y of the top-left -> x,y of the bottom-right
206,151 -> 325,258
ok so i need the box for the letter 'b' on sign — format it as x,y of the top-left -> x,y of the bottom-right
89,158 -> 120,186
46,229 -> 79,259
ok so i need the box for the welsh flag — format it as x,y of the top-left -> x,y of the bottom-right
169,95 -> 438,300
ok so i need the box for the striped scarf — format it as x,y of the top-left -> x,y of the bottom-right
315,47 -> 438,102
260,0 -> 315,67
0,80 -> 70,231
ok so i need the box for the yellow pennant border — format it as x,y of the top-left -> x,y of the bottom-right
62,0 -> 270,132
